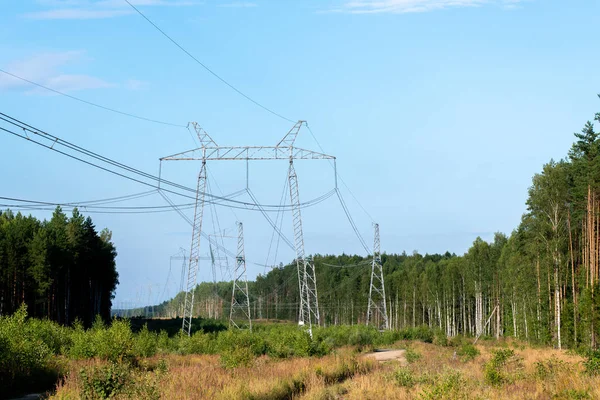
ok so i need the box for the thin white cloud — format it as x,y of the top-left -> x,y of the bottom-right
329,0 -> 522,14
25,8 -> 132,19
24,0 -> 197,20
218,2 -> 257,8
0,52 -> 114,93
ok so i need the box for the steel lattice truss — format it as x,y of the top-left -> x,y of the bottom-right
229,222 -> 252,330
366,223 -> 389,330
161,121 -> 334,335
182,161 -> 207,335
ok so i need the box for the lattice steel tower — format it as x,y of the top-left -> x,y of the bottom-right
366,223 -> 389,330
230,222 -> 252,329
160,121 -> 334,335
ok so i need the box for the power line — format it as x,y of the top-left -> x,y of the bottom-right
305,122 -> 375,223
124,0 -> 295,124
0,68 -> 185,128
0,113 -> 336,212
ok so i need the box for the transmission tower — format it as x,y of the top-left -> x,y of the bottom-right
366,223 -> 389,330
230,222 -> 252,329
160,121 -> 334,335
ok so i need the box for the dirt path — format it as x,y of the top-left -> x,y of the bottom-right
362,349 -> 407,365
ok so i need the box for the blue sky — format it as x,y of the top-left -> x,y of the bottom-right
1,0 -> 599,307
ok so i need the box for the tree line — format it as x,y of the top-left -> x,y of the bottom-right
0,207 -> 118,325
149,102 -> 600,350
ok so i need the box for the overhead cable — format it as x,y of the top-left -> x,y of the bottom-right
0,69 -> 185,128
124,0 -> 295,124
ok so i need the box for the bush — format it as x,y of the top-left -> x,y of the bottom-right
534,356 -> 569,379
176,331 -> 215,355
583,350 -> 600,376
79,362 -> 130,399
393,367 -> 415,388
221,346 -> 255,369
69,317 -> 135,363
405,347 -> 422,363
134,324 -> 158,358
420,370 -> 465,400
457,344 -> 480,362
267,328 -> 312,358
0,304 -> 60,396
484,348 -> 517,386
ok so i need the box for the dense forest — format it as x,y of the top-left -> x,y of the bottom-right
146,104 -> 600,350
0,207 -> 118,325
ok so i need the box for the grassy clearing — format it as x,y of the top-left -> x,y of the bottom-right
6,307 -> 600,399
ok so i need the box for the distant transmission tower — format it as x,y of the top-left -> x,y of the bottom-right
160,121 -> 334,336
229,222 -> 252,329
366,223 -> 389,330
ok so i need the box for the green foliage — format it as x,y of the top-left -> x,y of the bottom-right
457,344 -> 480,362
0,208 -> 118,326
405,347 -> 422,363
484,348 -> 517,386
266,327 -> 312,358
79,362 -> 130,399
534,356 -> 569,379
220,346 -> 256,369
393,367 -> 415,388
419,370 -> 466,400
176,330 -> 216,355
133,324 -> 158,358
69,317 -> 135,363
0,304 -> 63,396
583,350 -> 600,376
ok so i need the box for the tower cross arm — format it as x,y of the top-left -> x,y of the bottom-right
160,146 -> 335,161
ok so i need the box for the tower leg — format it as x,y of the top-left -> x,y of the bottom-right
230,222 -> 252,330
288,161 -> 320,336
366,223 -> 389,330
182,161 -> 207,335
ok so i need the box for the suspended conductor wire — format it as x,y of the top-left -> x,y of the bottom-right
124,0 -> 295,124
0,69 -> 185,128
304,122 -> 375,223
246,187 -> 294,251
336,188 -> 371,254
0,114 -> 336,211
264,175 -> 289,273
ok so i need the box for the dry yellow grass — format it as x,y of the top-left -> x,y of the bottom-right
52,348 -> 375,399
51,340 -> 600,399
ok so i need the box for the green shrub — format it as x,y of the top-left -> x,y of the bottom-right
433,330 -> 448,346
220,346 -> 255,369
79,362 -> 130,399
583,350 -> 600,376
393,367 -> 415,388
420,370 -> 465,400
267,328 -> 312,358
457,344 -> 480,362
134,324 -> 158,358
484,348 -> 516,386
69,317 -> 135,362
405,347 -> 422,363
534,356 -> 569,379
0,304 -> 59,396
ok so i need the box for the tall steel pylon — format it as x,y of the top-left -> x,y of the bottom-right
229,222 -> 252,329
181,160 -> 207,335
366,223 -> 389,330
159,121 -> 335,334
160,121 -> 334,335
289,161 -> 319,336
